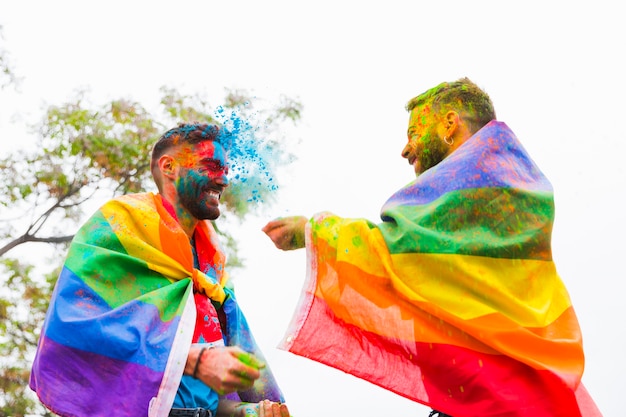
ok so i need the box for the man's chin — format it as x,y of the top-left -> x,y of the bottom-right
188,206 -> 221,221
202,209 -> 220,221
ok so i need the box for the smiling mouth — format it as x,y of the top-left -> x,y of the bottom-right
203,188 -> 222,201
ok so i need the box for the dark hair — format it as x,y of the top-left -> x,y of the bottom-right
151,122 -> 221,163
150,122 -> 223,189
406,77 -> 496,133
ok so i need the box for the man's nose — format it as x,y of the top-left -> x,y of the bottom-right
214,172 -> 229,187
401,143 -> 412,158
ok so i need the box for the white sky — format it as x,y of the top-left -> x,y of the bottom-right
1,1 -> 624,416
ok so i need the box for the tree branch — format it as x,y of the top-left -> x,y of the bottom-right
0,233 -> 74,257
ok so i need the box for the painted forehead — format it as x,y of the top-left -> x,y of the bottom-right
174,140 -> 228,167
408,102 -> 436,132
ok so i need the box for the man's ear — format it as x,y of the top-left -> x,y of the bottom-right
158,155 -> 176,179
444,110 -> 460,138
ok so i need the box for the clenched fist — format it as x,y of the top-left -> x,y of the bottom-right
262,216 -> 308,251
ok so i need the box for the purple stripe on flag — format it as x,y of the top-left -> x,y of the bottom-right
31,335 -> 168,417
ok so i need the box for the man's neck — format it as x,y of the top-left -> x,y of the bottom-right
175,208 -> 199,239
160,194 -> 198,238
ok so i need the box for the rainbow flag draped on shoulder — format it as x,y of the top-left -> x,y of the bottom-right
280,121 -> 601,416
30,192 -> 282,417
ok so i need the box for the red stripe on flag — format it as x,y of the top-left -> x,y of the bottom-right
285,293 -> 588,417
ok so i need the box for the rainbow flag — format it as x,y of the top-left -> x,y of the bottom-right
30,193 -> 282,417
281,121 -> 602,416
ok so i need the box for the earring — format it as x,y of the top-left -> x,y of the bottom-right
443,135 -> 454,146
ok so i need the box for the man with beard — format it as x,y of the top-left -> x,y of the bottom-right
262,79 -> 601,416
30,123 -> 290,417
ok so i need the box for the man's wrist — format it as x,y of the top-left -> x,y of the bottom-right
193,347 -> 208,378
185,345 -> 211,376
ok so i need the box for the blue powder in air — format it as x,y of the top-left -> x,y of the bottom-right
214,105 -> 279,203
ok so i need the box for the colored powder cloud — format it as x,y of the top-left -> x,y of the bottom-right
214,105 -> 280,205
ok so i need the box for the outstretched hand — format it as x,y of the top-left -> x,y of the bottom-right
262,216 -> 308,251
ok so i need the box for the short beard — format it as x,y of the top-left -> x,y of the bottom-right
182,198 -> 220,221
177,180 -> 221,221
419,138 -> 449,173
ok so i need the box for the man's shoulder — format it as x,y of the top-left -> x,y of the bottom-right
94,192 -> 162,219
107,192 -> 158,209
